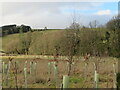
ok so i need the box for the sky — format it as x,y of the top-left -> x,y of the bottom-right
0,2 -> 119,29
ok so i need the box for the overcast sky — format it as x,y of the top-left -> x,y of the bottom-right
1,2 -> 118,29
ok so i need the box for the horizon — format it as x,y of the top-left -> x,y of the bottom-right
0,2 -> 118,29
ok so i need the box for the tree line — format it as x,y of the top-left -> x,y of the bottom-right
1,24 -> 31,36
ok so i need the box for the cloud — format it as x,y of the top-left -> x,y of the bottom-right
0,3 -> 2,25
2,2 -> 103,16
1,2 -> 116,28
95,10 -> 111,15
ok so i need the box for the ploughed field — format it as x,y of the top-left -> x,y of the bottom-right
1,55 -> 118,88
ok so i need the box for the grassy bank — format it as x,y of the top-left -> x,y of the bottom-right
2,28 -> 108,56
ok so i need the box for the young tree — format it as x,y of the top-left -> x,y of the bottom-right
65,22 -> 81,75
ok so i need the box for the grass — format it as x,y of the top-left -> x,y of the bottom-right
2,30 -> 66,54
69,76 -> 85,88
2,56 -> 118,88
70,76 -> 84,83
2,28 -> 108,55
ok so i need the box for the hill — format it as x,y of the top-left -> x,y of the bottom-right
2,28 -> 110,56
2,30 -> 65,54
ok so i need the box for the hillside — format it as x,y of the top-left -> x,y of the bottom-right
2,28 -> 110,56
2,30 -> 65,54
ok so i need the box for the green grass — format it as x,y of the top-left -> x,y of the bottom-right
2,28 -> 109,56
69,75 -> 85,88
70,76 -> 84,84
2,30 -> 65,54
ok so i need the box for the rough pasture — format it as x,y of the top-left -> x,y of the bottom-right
2,56 -> 118,88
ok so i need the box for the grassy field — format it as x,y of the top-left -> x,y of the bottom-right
1,30 -> 65,54
2,56 -> 118,88
1,29 -> 119,88
1,28 -> 107,55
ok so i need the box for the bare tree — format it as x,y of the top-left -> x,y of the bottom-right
65,21 -> 81,76
89,20 -> 98,28
89,21 -> 93,28
63,10 -> 82,76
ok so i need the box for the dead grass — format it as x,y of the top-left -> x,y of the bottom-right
2,56 -> 118,88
